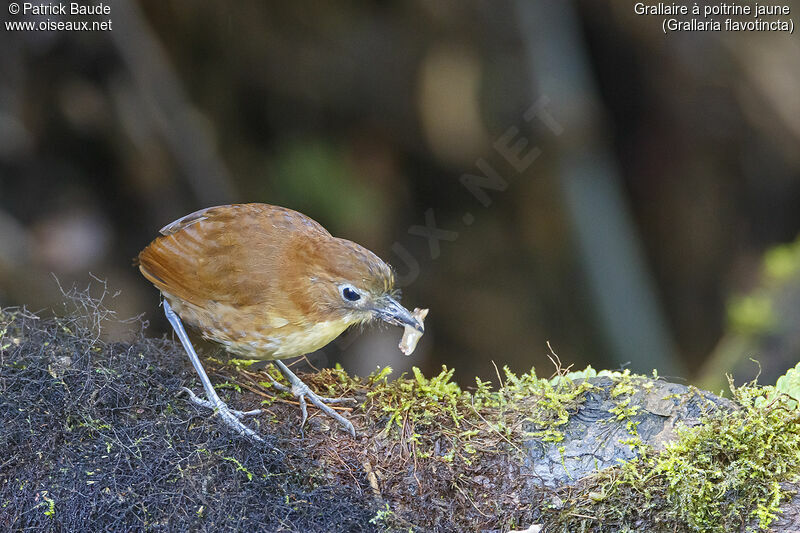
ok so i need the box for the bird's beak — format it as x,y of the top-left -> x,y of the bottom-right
373,295 -> 424,333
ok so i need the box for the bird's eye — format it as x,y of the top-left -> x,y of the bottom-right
341,285 -> 361,302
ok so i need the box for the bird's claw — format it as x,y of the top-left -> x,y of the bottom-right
297,389 -> 356,437
215,406 -> 264,442
288,383 -> 356,437
266,362 -> 357,437
265,374 -> 353,401
179,387 -> 263,441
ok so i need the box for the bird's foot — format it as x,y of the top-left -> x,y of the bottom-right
265,368 -> 357,437
181,387 -> 262,418
180,387 -> 264,442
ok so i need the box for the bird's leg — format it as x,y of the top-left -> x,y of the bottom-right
163,300 -> 263,442
271,360 -> 357,437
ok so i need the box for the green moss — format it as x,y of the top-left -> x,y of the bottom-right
360,363 -> 596,460
608,370 -> 643,422
32,491 -> 56,518
213,381 -> 242,393
547,377 -> 800,532
655,380 -> 800,530
221,455 -> 254,481
369,503 -> 396,526
367,365 -> 462,429
227,358 -> 260,368
214,356 -> 800,531
519,368 -> 595,444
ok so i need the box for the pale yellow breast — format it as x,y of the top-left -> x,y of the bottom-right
218,318 -> 353,359
268,318 -> 353,358
164,293 -> 358,360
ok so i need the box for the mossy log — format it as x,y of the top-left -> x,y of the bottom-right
2,301 -> 800,532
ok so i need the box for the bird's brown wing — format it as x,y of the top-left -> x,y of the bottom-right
138,203 -> 329,309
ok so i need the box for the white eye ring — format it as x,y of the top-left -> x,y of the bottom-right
340,284 -> 362,302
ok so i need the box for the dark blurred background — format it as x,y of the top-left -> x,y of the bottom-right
1,1 -> 799,388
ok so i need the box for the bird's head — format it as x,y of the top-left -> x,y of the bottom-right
297,236 -> 423,333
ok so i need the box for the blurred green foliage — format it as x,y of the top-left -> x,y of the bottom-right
269,139 -> 382,233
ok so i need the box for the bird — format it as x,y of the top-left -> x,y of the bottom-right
138,203 -> 423,441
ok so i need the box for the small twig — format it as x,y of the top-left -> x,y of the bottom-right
491,360 -> 504,389
454,480 -> 490,518
300,354 -> 321,372
545,341 -> 573,379
569,513 -> 598,520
